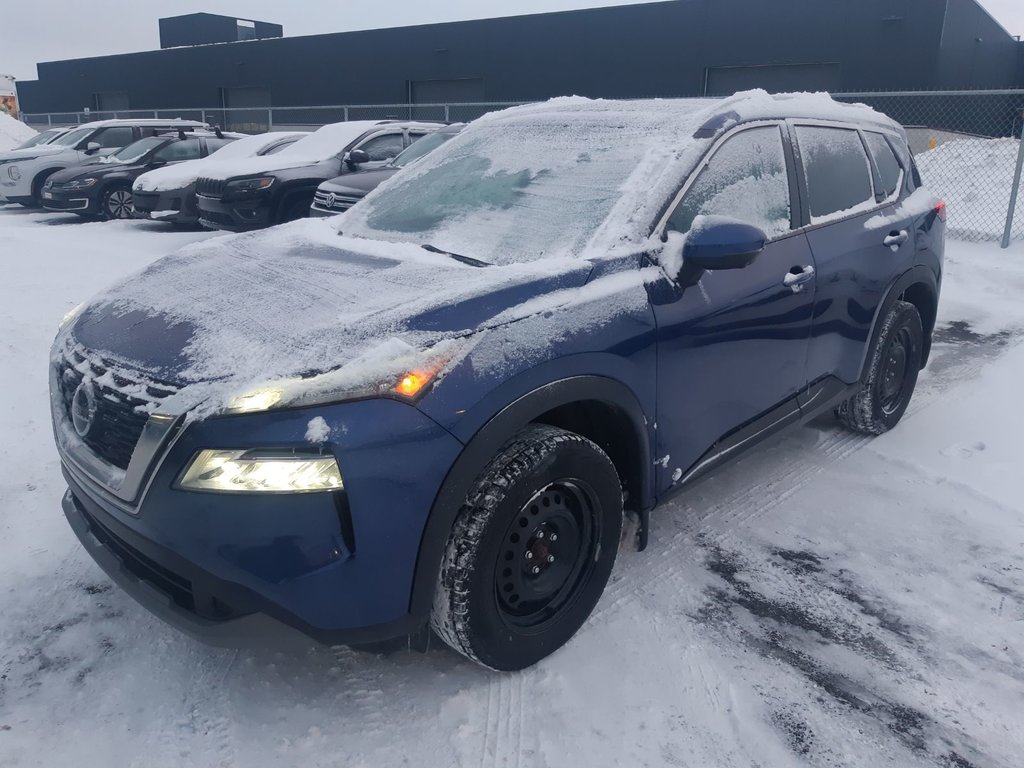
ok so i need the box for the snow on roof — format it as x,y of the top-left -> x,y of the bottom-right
134,131 -> 309,192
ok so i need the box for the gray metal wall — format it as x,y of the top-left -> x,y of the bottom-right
16,0 -> 1023,113
158,13 -> 283,49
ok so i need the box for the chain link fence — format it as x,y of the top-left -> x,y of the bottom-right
19,91 -> 1024,244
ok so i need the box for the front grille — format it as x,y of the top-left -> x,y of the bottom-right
56,345 -> 179,470
131,192 -> 157,212
81,503 -> 196,612
312,190 -> 361,212
196,177 -> 226,197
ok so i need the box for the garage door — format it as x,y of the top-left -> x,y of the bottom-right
704,63 -> 841,96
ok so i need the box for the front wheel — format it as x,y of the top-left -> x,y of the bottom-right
101,185 -> 134,220
837,300 -> 923,435
431,424 -> 622,670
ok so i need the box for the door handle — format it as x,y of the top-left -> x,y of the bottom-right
883,230 -> 909,250
783,265 -> 815,293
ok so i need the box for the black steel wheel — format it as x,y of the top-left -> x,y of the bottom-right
102,186 -> 135,220
837,300 -> 923,434
431,425 -> 622,670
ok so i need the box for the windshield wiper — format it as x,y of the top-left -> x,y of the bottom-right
421,243 -> 490,268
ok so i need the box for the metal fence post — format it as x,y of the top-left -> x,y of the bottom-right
343,106 -> 349,122
445,103 -> 450,122
1001,113 -> 1024,249
268,108 -> 273,131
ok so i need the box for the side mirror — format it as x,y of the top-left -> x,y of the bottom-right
84,142 -> 102,154
346,149 -> 370,168
673,217 -> 767,284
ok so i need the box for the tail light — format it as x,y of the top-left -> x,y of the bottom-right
935,201 -> 947,222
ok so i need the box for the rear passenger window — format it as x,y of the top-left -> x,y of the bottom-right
795,126 -> 875,222
864,132 -> 903,200
667,126 -> 791,239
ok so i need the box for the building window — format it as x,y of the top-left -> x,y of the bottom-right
237,19 -> 256,41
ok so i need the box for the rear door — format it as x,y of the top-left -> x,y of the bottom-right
792,122 -> 913,386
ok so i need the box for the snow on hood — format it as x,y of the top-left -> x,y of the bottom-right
0,142 -> 68,161
63,219 -> 591,418
134,132 -> 309,192
194,122 -> 381,181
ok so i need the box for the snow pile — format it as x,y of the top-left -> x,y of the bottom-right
134,131 -> 308,192
195,122 -> 383,181
0,111 -> 36,151
915,137 -> 1024,240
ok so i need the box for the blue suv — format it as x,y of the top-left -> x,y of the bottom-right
51,93 -> 945,670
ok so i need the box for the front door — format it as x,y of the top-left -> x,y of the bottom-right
649,124 -> 816,492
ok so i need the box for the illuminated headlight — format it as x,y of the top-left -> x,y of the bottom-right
224,176 -> 275,194
8,165 -> 21,180
178,449 -> 344,493
64,177 -> 97,190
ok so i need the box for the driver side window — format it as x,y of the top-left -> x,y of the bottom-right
667,126 -> 792,239
356,133 -> 405,162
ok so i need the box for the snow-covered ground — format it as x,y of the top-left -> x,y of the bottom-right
1,205 -> 1023,768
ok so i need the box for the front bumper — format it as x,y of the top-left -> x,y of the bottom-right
42,188 -> 96,214
57,397 -> 465,646
197,193 -> 273,231
133,186 -> 200,225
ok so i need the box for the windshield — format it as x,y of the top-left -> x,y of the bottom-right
392,131 -> 459,168
13,128 -> 61,150
342,120 -> 652,265
50,126 -> 94,148
111,137 -> 165,163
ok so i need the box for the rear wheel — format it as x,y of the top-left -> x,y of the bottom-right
431,424 -> 622,670
101,185 -> 134,220
836,300 -> 923,434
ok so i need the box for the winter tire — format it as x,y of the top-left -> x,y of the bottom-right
837,300 -> 923,435
431,424 -> 623,670
101,185 -> 134,220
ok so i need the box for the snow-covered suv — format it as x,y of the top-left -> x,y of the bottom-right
0,118 -> 207,207
51,92 -> 944,670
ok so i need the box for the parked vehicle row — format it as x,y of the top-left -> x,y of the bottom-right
48,93 -> 946,670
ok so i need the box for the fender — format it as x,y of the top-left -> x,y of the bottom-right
32,167 -> 67,195
407,375 -> 653,618
276,183 -> 320,221
857,264 -> 939,382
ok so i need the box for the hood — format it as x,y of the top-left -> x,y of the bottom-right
0,143 -> 69,162
319,167 -> 399,196
64,219 -> 590,416
50,160 -> 143,184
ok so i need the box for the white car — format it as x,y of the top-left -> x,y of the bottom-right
0,118 -> 207,207
132,131 -> 307,226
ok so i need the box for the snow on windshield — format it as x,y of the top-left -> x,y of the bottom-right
134,132 -> 308,192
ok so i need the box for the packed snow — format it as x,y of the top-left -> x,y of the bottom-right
2,201 -> 1024,767
0,112 -> 36,152
134,131 -> 309,192
916,137 -> 1024,240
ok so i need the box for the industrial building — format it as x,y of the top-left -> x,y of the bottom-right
15,0 -> 1024,117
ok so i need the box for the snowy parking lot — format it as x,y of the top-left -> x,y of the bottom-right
1,205 -> 1023,767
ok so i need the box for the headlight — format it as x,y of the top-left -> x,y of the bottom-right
65,178 -> 97,190
8,165 -> 21,180
178,449 -> 344,493
224,176 -> 275,194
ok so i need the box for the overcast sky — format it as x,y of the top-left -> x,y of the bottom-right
2,0 -> 1023,81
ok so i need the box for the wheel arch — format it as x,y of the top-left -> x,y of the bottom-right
275,183 -> 319,223
859,265 -> 939,381
408,375 -> 653,618
31,167 -> 66,197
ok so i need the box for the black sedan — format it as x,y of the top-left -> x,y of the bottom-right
42,130 -> 242,220
310,123 -> 465,217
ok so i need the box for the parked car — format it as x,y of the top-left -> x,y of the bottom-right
0,118 -> 208,207
9,126 -> 72,151
42,129 -> 245,220
51,93 -> 944,671
195,120 -> 444,231
133,131 -> 306,226
310,123 -> 465,217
